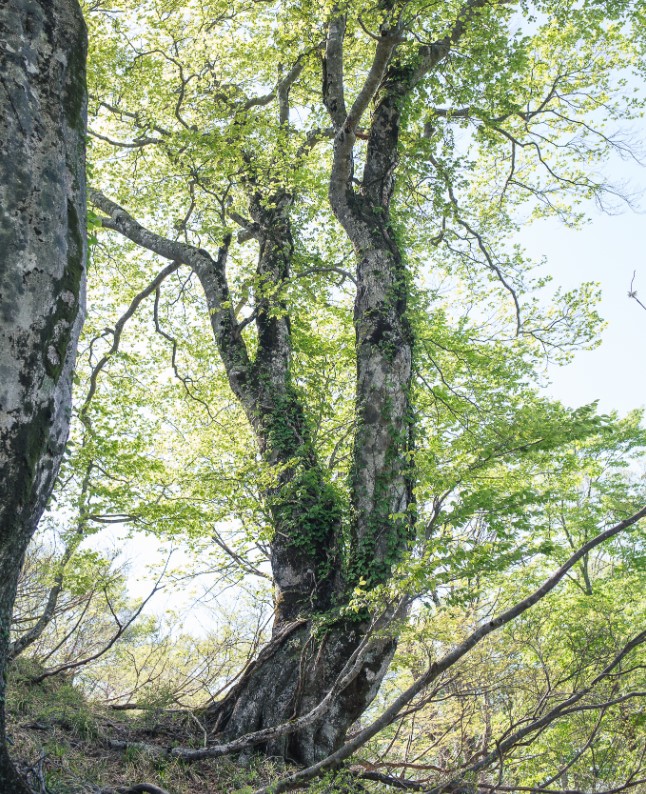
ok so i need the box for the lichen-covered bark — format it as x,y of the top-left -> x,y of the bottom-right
0,0 -> 87,788
247,192 -> 344,624
91,187 -> 344,626
349,222 -> 414,586
89,5 -> 494,769
326,56 -> 415,589
203,616 -> 396,766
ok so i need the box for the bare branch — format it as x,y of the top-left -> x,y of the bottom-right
99,784 -> 172,794
29,559 -> 169,684
322,13 -> 348,129
81,258 -> 182,416
277,57 -> 307,125
10,460 -> 95,659
344,27 -> 402,135
629,271 -> 646,312
228,210 -> 260,242
211,529 -> 272,581
445,636 -> 646,790
251,505 -> 646,793
92,97 -> 172,137
411,0 -> 501,86
475,779 -> 646,794
88,128 -> 163,148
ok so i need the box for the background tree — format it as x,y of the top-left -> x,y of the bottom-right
0,0 -> 87,789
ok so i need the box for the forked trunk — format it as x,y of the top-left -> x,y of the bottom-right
89,20 -> 416,768
203,36 -> 416,766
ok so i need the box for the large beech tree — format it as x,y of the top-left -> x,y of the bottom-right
0,0 -> 87,789
47,0 -> 646,785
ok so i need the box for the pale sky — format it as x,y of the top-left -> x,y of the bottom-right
511,108 -> 646,418
523,199 -> 646,416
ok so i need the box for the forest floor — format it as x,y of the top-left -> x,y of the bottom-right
6,658 -> 290,794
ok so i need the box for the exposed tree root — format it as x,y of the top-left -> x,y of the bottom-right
101,785 -> 171,794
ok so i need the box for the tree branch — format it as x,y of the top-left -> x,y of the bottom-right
81,258 -> 182,417
251,504 -> 646,793
88,188 -> 256,420
411,0 -> 499,86
438,637 -> 646,791
29,562 -> 168,684
322,13 -> 348,129
628,271 -> 646,312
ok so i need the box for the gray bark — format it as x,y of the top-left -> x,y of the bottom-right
90,188 -> 344,626
90,184 -> 397,764
202,617 -> 397,766
87,0 -> 496,771
325,17 -> 414,589
0,0 -> 87,789
246,190 -> 344,625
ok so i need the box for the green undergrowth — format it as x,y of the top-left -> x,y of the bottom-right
4,658 -> 298,794
8,657 -> 97,741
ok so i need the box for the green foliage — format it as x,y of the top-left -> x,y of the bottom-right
73,0 -> 646,586
17,0 -> 646,789
7,658 -> 98,740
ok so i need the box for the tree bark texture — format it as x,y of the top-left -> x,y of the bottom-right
246,192 -> 345,625
89,6 -> 494,765
202,617 -> 397,766
92,185 -> 396,763
91,21 -> 417,765
205,44 -> 417,764
326,43 -> 415,590
0,0 -> 87,789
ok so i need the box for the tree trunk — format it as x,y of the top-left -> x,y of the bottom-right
202,12 -> 487,770
90,186 -> 380,763
0,0 -> 87,788
202,86 -> 414,765
245,192 -> 345,625
205,33 -> 417,766
204,617 -> 397,766
89,47 -> 413,765
192,183 -> 402,762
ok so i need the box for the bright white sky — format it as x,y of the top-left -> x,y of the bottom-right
528,214 -> 646,416
524,153 -> 646,416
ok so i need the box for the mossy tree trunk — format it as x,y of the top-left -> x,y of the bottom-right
92,48 -> 413,771
0,1 -> 87,789
89,2 -> 486,766
207,27 -> 419,767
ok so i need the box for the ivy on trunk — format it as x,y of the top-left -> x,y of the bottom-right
81,0 -> 646,777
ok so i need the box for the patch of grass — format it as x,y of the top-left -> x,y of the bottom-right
6,658 -> 304,793
7,657 -> 98,739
